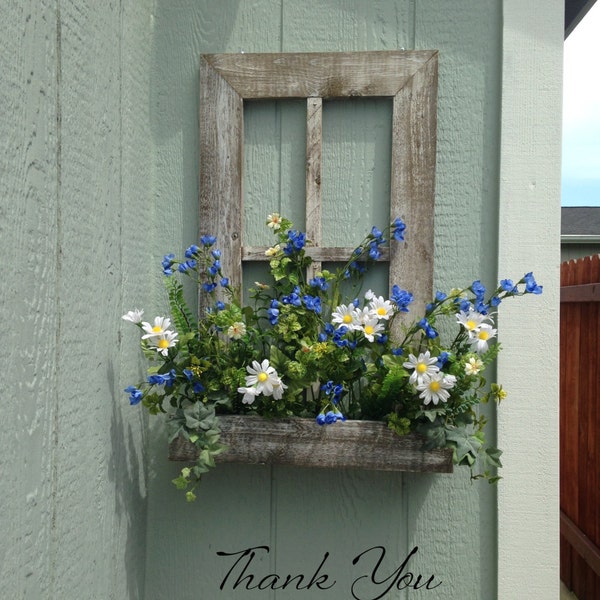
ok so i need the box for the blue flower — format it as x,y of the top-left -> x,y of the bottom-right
391,285 -> 413,312
200,235 -> 217,247
215,301 -> 225,311
500,278 -> 517,293
391,347 -> 404,356
371,226 -> 384,243
490,296 -> 501,307
202,282 -> 217,293
309,276 -> 329,291
267,299 -> 280,325
162,253 -> 175,276
437,351 -> 450,368
220,277 -> 229,287
147,369 -> 176,386
283,230 -> 306,255
392,217 -> 406,241
185,244 -> 199,258
368,241 -> 382,260
472,280 -> 486,300
211,249 -> 221,259
524,272 -> 543,295
282,287 -> 302,306
419,318 -> 438,339
125,386 -> 143,406
303,295 -> 321,314
435,291 -> 447,302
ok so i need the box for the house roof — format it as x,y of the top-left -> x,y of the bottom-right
566,0 -> 598,37
561,207 -> 600,237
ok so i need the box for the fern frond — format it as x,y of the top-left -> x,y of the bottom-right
164,277 -> 196,334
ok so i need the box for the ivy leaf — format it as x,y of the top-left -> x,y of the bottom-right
446,429 -> 483,466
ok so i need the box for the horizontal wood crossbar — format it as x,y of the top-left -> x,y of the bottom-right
169,415 -> 453,473
560,283 -> 600,303
561,510 -> 600,577
242,246 -> 390,262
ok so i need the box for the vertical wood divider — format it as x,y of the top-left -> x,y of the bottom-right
306,97 -> 323,281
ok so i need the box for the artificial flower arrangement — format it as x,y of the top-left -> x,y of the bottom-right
122,214 -> 542,501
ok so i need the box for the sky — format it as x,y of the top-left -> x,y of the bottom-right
562,2 -> 600,206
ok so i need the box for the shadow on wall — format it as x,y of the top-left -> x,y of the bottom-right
108,360 -> 148,600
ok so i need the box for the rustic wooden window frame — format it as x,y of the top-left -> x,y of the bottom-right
186,51 -> 449,473
198,50 -> 438,312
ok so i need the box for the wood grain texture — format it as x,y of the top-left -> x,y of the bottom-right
4,1 -> 152,599
200,50 -> 437,304
1,2 -> 59,597
204,50 -> 438,99
169,416 -> 453,473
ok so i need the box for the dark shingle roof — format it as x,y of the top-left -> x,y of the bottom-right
561,207 -> 600,235
566,0 -> 598,37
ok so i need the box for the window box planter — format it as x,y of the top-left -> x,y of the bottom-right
168,415 -> 453,473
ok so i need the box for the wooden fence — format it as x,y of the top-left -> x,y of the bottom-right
560,254 -> 600,599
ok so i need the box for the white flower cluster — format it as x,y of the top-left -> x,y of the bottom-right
330,289 -> 394,342
456,309 -> 497,353
122,310 -> 178,357
403,351 -> 457,406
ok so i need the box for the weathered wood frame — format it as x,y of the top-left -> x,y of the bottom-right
191,51 -> 447,473
199,50 -> 438,309
170,416 -> 453,473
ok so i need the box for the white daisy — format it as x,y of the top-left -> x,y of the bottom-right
141,316 -> 172,339
403,351 -> 440,385
122,309 -> 144,323
360,318 -> 385,342
331,304 -> 360,329
244,359 -> 278,395
456,310 -> 490,333
271,376 -> 288,400
368,295 -> 395,320
416,373 -> 456,406
148,330 -> 178,356
469,323 -> 497,353
237,386 -> 259,405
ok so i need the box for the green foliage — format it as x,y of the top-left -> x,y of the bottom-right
121,213 -> 543,498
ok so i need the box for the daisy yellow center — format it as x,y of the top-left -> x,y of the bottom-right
158,339 -> 169,349
429,380 -> 441,392
416,363 -> 427,374
258,372 -> 268,382
343,314 -> 353,324
152,325 -> 162,333
466,320 -> 476,330
377,307 -> 387,316
364,325 -> 374,335
478,331 -> 489,341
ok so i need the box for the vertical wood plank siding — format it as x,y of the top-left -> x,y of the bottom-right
560,254 -> 600,598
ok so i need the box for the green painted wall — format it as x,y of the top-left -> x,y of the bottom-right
2,1 -> 561,598
144,2 -> 503,599
2,1 -> 153,598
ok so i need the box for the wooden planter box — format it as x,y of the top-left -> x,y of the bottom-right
169,415 -> 453,473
